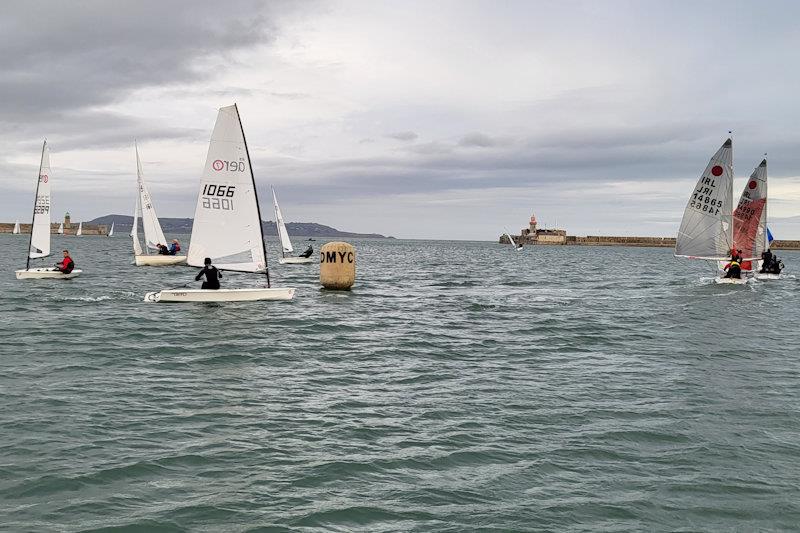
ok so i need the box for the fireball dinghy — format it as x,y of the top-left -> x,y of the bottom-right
732,158 -> 770,278
15,141 -> 82,280
144,104 -> 295,303
674,138 -> 745,284
503,229 -> 523,251
132,143 -> 187,266
272,187 -> 313,264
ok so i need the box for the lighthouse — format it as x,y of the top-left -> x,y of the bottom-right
64,212 -> 71,229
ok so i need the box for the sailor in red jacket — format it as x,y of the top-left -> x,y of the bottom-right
55,249 -> 75,274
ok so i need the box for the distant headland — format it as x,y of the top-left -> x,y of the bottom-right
1,213 -> 393,239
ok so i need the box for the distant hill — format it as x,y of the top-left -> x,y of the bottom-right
88,215 -> 393,239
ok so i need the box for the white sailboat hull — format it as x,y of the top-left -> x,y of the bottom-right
713,276 -> 749,285
144,287 -> 295,303
755,272 -> 782,280
15,268 -> 83,280
279,256 -> 314,264
135,255 -> 187,266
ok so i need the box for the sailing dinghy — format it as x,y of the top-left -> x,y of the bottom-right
76,222 -> 82,236
12,220 -> 20,234
675,138 -> 746,284
144,104 -> 295,303
15,141 -> 82,279
57,222 -> 63,234
108,222 -> 114,237
732,158 -> 769,277
132,143 -> 187,266
272,187 -> 313,264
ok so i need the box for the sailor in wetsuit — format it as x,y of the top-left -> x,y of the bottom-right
760,249 -> 784,274
195,257 -> 222,289
723,249 -> 742,279
298,245 -> 313,258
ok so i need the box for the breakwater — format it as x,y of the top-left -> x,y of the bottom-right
0,222 -> 108,236
500,233 -> 800,250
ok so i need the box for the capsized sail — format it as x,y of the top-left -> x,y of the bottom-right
136,144 -> 167,250
28,141 -> 52,259
272,187 -> 294,255
187,104 -> 268,274
675,138 -> 734,260
733,159 -> 767,267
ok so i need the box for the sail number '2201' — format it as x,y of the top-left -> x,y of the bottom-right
202,184 -> 236,210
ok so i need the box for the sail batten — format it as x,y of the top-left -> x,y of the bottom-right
187,104 -> 268,275
675,139 -> 734,259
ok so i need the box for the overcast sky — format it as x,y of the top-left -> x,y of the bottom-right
2,0 -> 800,240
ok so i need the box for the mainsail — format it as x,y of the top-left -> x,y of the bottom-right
109,222 -> 114,237
272,187 -> 294,255
76,222 -> 82,236
732,159 -> 767,260
136,144 -> 167,251
187,104 -> 269,275
57,222 -> 63,234
131,193 -> 144,255
675,138 -> 734,260
27,141 -> 52,262
13,221 -> 20,234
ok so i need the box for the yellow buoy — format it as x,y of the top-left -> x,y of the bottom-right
319,241 -> 356,290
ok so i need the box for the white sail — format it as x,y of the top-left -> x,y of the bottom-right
57,222 -> 63,234
675,138 -> 734,260
131,192 -> 144,255
76,222 -> 82,236
733,159 -> 767,260
108,222 -> 114,237
136,144 -> 167,250
272,187 -> 294,255
12,221 -> 20,234
28,141 -> 52,259
187,104 -> 267,273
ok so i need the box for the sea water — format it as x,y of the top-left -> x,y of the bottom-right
1,234 -> 799,531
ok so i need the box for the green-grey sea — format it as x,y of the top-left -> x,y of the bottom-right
1,234 -> 799,532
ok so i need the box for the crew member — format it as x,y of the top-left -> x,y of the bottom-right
55,249 -> 75,274
169,239 -> 181,255
157,243 -> 170,255
298,245 -> 313,258
195,257 -> 222,289
724,254 -> 742,279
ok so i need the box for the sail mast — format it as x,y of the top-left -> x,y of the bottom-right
234,103 -> 271,288
25,140 -> 47,271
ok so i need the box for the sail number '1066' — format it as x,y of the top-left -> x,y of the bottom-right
202,184 -> 236,210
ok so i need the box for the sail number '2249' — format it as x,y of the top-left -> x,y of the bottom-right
202,184 -> 236,210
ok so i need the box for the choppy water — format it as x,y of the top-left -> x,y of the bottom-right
1,234 -> 799,532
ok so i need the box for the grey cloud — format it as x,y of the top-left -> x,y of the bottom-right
458,132 -> 510,148
386,131 -> 419,141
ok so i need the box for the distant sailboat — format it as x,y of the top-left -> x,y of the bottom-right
732,158 -> 767,272
76,221 -> 82,236
503,229 -> 524,251
57,222 -> 63,234
273,187 -> 313,264
108,221 -> 114,237
144,104 -> 295,302
675,138 -> 743,284
12,220 -> 20,234
15,141 -> 82,279
132,143 -> 186,266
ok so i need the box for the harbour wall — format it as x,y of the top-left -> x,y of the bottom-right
500,233 -> 800,250
0,223 -> 108,236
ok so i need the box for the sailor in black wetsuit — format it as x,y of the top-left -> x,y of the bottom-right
195,257 -> 222,289
298,245 -> 313,258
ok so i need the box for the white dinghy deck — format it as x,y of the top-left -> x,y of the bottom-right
144,287 -> 294,303
279,256 -> 314,264
16,268 -> 82,280
135,255 -> 187,266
